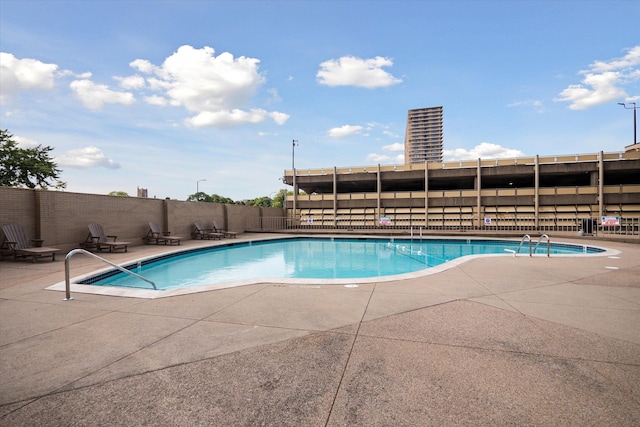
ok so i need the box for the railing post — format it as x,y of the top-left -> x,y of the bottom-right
64,248 -> 156,301
64,251 -> 75,301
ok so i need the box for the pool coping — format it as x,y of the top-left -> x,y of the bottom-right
46,235 -> 620,299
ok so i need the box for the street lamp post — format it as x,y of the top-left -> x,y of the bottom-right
196,179 -> 207,198
292,139 -> 299,170
618,102 -> 638,145
291,140 -> 299,224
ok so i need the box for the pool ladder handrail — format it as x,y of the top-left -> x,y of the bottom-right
534,234 -> 551,257
517,234 -> 532,257
64,248 -> 156,301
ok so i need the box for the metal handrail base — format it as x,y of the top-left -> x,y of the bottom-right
64,248 -> 156,301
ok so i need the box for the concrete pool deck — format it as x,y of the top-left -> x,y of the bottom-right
1,233 -> 639,425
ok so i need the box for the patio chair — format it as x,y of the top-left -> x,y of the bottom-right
1,223 -> 60,262
192,222 -> 223,240
144,222 -> 182,245
81,224 -> 130,252
212,220 -> 238,238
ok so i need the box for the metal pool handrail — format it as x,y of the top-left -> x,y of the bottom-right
517,234 -> 532,257
534,234 -> 551,257
64,248 -> 156,300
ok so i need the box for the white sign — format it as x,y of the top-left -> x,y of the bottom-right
484,216 -> 492,225
601,216 -> 620,226
379,216 -> 391,226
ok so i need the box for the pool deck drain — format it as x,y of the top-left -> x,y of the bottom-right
1,233 -> 639,425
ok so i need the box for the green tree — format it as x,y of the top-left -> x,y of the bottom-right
186,192 -> 213,202
108,191 -> 129,197
186,192 -> 236,203
271,188 -> 288,208
210,193 -> 235,204
246,196 -> 272,207
0,129 -> 64,189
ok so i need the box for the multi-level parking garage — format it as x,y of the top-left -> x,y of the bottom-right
283,150 -> 640,233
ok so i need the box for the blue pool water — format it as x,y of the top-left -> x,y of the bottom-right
81,238 -> 604,291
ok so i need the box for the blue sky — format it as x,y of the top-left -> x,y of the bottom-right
1,0 -> 638,200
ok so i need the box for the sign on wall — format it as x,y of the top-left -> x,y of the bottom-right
601,216 -> 620,226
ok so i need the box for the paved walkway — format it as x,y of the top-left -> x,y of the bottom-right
1,234 -> 639,425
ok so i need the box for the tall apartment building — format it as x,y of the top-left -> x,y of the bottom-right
404,106 -> 443,164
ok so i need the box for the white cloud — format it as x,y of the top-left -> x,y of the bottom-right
55,146 -> 121,169
13,135 -> 41,148
443,142 -> 524,161
186,108 -> 289,128
555,71 -> 626,110
69,79 -> 135,110
56,69 -> 91,79
2,46 -> 288,126
269,111 -> 290,125
591,45 -> 640,72
76,71 -> 93,79
0,52 -> 58,104
555,45 -> 640,110
507,99 -> 545,113
382,142 -> 404,152
146,77 -> 171,91
144,95 -> 169,106
366,153 -> 391,162
317,55 -> 402,88
382,130 -> 401,139
366,141 -> 405,164
129,59 -> 156,74
365,152 -> 404,164
115,74 -> 145,90
328,124 -> 363,138
266,88 -> 281,103
161,47 -> 263,111
128,45 -> 287,127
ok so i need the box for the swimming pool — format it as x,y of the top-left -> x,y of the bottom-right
76,237 -> 606,292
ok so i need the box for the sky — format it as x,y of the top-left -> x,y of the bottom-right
1,0 -> 639,201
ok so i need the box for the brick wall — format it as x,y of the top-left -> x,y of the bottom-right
0,187 -> 36,238
0,187 -> 285,251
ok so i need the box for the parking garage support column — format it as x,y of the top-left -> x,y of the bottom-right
534,155 -> 539,228
333,166 -> 337,227
424,161 -> 429,227
293,169 -> 298,223
599,151 -> 604,219
476,158 -> 482,228
377,164 -> 381,223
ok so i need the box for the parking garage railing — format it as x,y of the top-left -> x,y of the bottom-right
246,216 -> 639,237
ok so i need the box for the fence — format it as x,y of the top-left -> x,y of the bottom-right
247,216 -> 639,237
